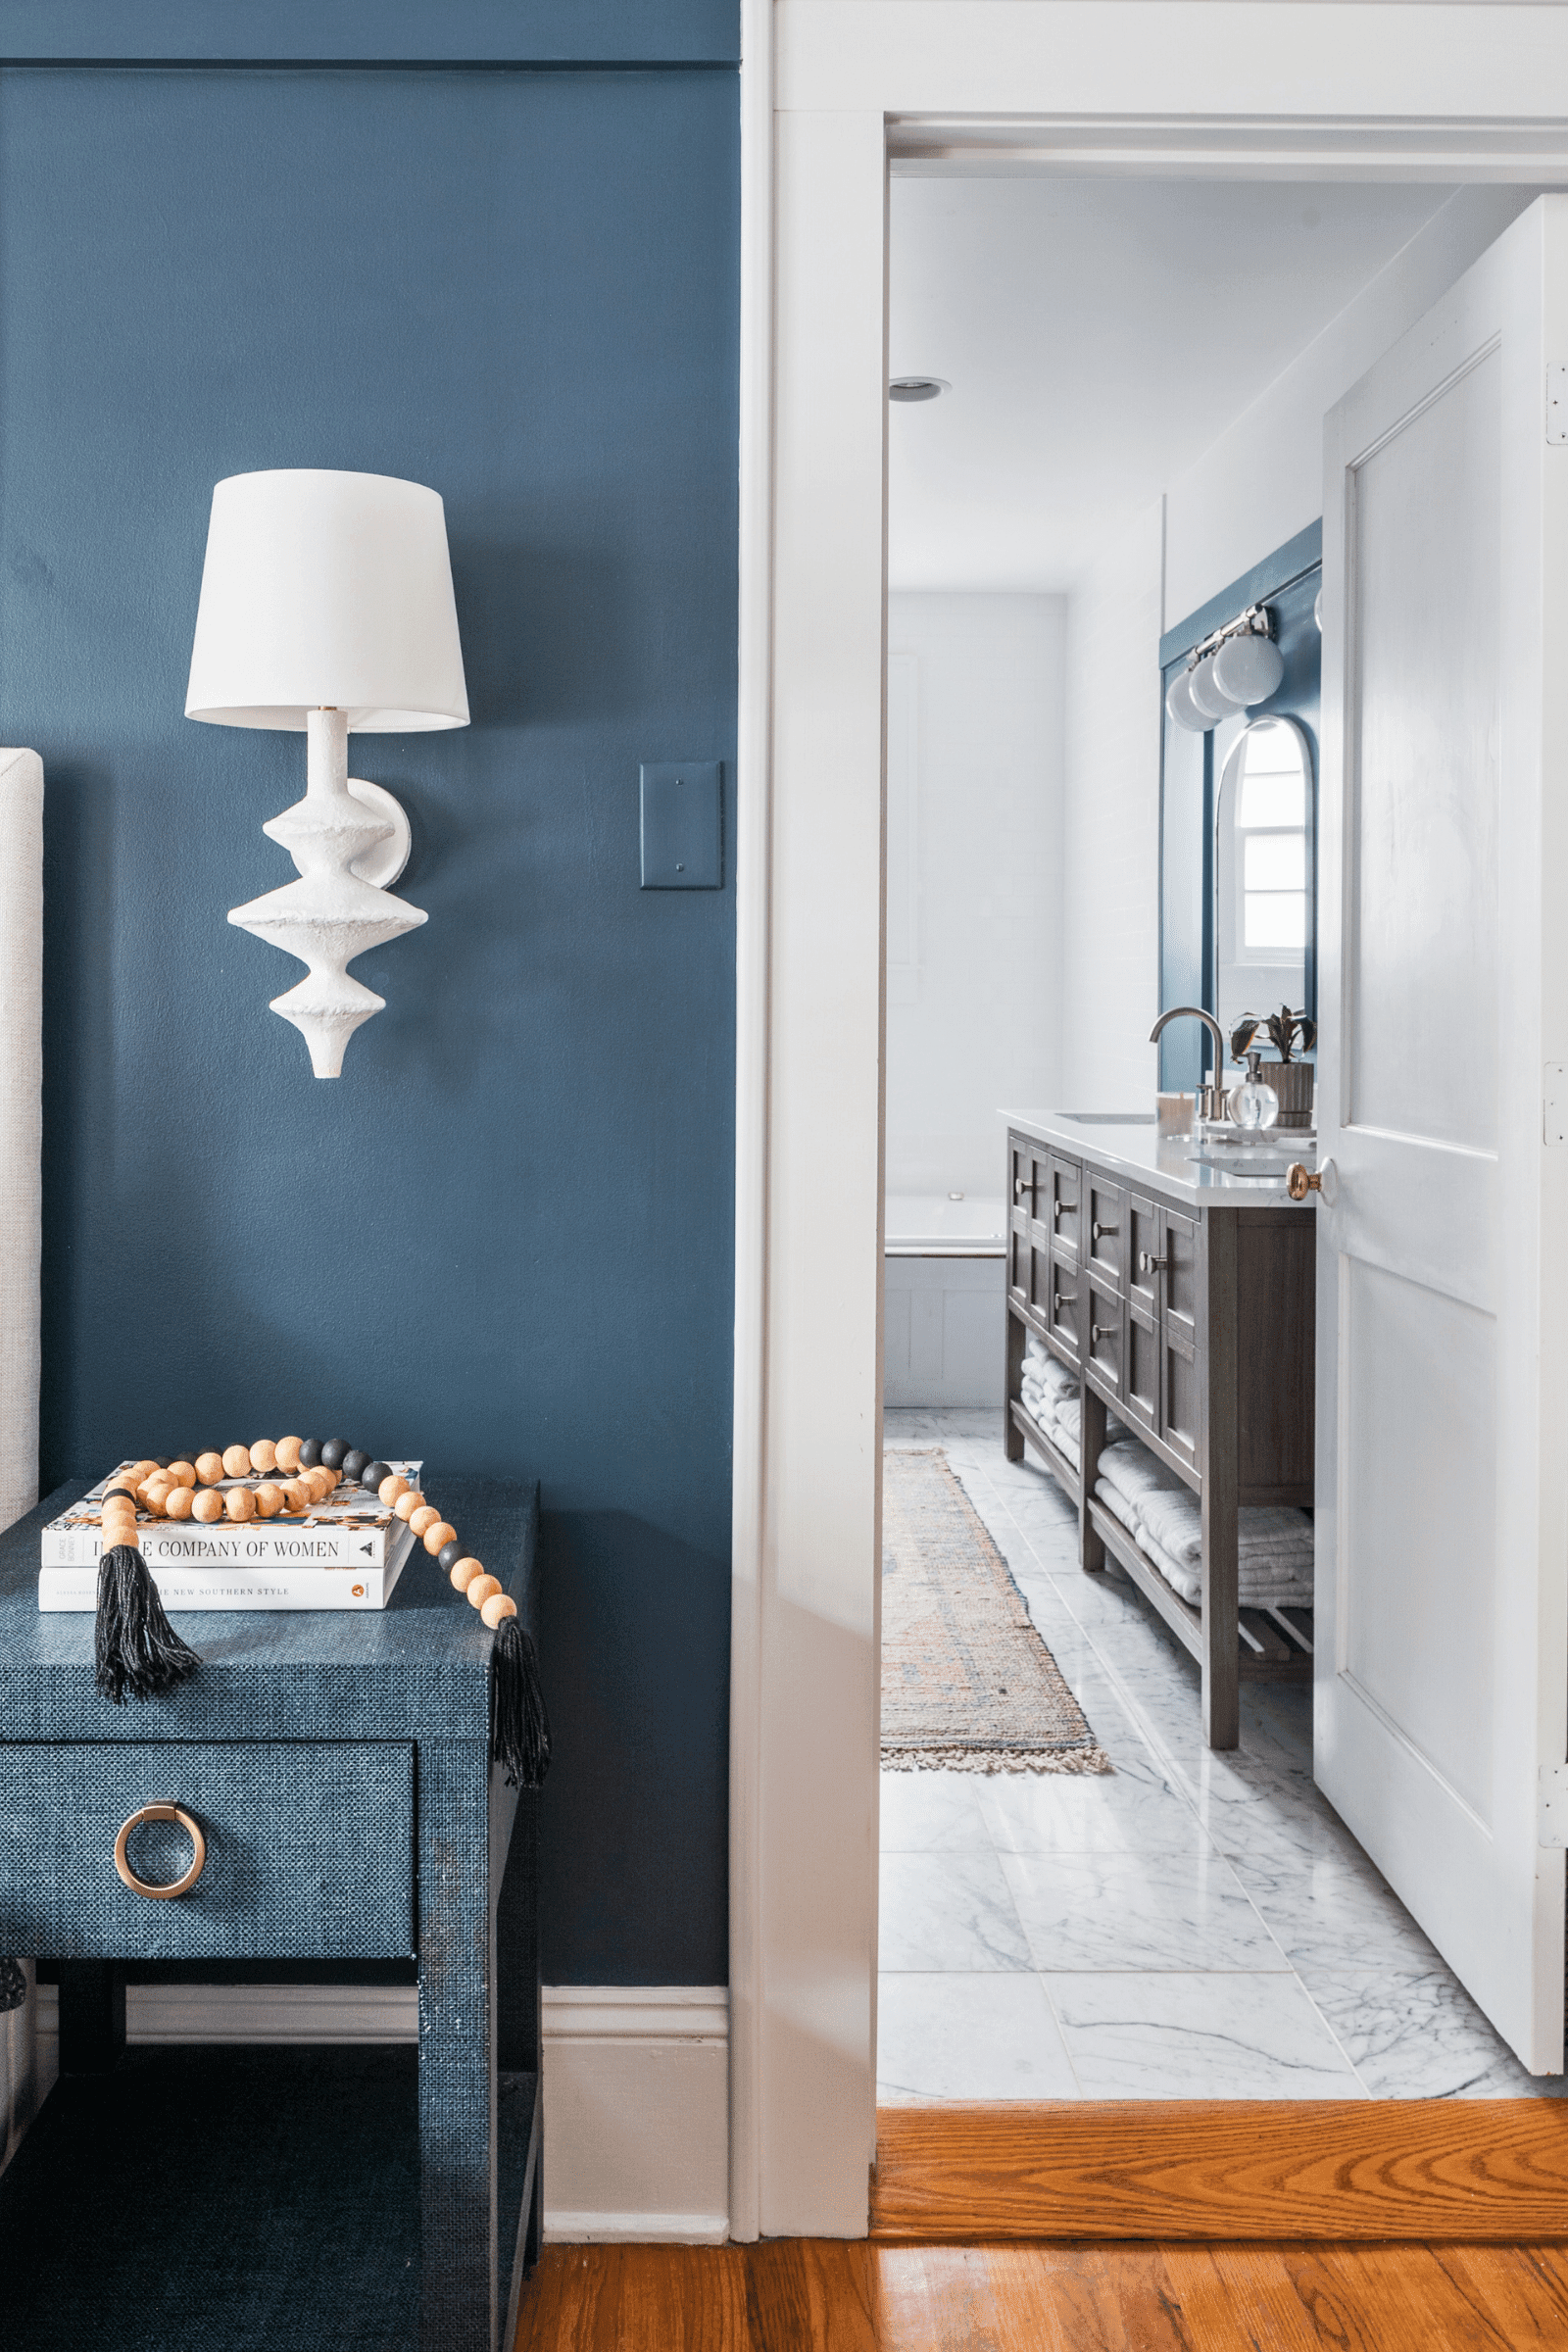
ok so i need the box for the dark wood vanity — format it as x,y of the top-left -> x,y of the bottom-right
1004,1113 -> 1315,1747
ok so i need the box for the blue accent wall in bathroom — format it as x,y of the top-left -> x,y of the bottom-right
0,37 -> 738,1984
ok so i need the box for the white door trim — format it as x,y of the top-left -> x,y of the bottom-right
730,0 -> 1568,2240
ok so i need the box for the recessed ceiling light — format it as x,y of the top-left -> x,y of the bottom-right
889,376 -> 950,403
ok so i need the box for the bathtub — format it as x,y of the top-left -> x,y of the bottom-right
884,1192 -> 1006,1255
883,1193 -> 1005,1407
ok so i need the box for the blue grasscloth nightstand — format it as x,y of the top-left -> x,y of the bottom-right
0,1473 -> 542,2352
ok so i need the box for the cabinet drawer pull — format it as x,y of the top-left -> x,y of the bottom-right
1091,1323 -> 1115,1341
1053,1289 -> 1075,1311
1092,1220 -> 1118,1240
1054,1199 -> 1077,1221
1013,1175 -> 1035,1201
1138,1250 -> 1169,1274
114,1802 -> 207,1901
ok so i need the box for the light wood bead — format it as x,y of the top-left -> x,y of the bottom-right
275,1437 -> 302,1473
191,1489 -> 224,1523
277,1480 -> 308,1513
249,1440 -> 277,1474
423,1519 -> 457,1556
466,1574 -> 502,1610
409,1504 -> 440,1539
101,1508 -> 137,1539
164,1486 -> 196,1520
224,1485 -> 255,1522
394,1491 -> 424,1522
254,1482 -> 284,1518
195,1451 -> 225,1487
379,1475 -> 410,1507
318,1466 -> 340,1493
221,1444 -> 251,1478
480,1592 -> 517,1630
450,1558 -> 483,1592
298,1469 -> 329,1502
166,1460 -> 197,1488
140,1477 -> 173,1506
126,1460 -> 160,1488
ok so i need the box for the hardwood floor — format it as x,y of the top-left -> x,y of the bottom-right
872,2102 -> 1568,2242
515,2239 -> 1568,2349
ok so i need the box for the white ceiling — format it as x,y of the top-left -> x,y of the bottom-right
888,174 -> 1456,593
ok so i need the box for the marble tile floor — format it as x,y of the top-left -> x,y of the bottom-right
878,1406 -> 1567,2104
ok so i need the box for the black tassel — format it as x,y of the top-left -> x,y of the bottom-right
0,1957 -> 24,2013
489,1615 -> 551,1789
94,1544 -> 201,1705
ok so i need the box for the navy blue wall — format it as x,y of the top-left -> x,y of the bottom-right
0,50 -> 738,1984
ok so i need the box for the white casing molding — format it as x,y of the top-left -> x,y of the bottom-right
732,0 -> 1568,2246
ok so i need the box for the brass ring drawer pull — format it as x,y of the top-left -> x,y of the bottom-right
114,1802 -> 207,1900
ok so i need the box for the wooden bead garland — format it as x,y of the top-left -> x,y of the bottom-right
91,1432 -> 546,1788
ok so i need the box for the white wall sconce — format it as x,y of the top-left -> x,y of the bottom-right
185,468 -> 468,1077
1166,602 -> 1284,735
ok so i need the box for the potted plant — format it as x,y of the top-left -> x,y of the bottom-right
1230,1006 -> 1317,1130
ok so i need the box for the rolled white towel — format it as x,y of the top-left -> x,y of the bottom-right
1096,1479 -> 1312,1607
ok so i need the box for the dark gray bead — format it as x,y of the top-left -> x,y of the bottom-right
298,1440 -> 322,1468
320,1439 -> 350,1471
361,1460 -> 393,1493
341,1448 -> 370,1482
437,1539 -> 464,1575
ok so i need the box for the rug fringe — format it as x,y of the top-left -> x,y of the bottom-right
880,1745 -> 1114,1776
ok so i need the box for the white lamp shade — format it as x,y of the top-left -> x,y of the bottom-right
1165,668 -> 1206,733
1187,654 -> 1244,723
185,469 -> 469,732
1211,631 -> 1285,708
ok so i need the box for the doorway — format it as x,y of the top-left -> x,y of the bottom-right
733,15 -> 1568,2231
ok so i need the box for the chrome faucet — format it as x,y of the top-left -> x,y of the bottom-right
1150,1005 -> 1230,1122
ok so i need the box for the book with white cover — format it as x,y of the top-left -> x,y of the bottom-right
38,1518 -> 417,1612
40,1459 -> 424,1569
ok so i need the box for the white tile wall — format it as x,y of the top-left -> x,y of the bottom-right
885,593 -> 1066,1197
1059,501 -> 1164,1109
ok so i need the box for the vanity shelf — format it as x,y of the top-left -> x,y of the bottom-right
1003,1115 -> 1316,1747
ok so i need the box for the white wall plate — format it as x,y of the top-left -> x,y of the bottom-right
347,777 -> 413,887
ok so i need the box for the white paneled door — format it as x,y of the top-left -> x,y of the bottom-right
1316,197 -> 1568,2071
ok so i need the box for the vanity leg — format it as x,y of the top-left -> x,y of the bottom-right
1080,1379 -> 1106,1573
1202,1215 -> 1241,1748
56,1960 -> 125,2075
1004,1305 -> 1024,1461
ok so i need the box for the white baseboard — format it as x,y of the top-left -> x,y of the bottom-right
542,1985 -> 729,2244
31,1979 -> 731,2244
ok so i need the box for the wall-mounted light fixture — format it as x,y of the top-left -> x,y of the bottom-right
1165,602 -> 1284,735
185,468 -> 468,1077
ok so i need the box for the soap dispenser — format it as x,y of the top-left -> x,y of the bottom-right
1231,1050 -> 1281,1133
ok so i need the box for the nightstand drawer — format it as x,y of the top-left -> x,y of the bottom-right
0,1740 -> 414,1959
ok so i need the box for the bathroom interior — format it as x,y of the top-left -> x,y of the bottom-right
878,169 -> 1566,2104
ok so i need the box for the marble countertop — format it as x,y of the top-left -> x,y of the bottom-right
1001,1110 -> 1315,1207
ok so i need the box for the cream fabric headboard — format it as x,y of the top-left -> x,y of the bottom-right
0,750 -> 42,2171
0,748 -> 41,1535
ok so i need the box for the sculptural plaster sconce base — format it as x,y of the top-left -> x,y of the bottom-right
227,709 -> 427,1078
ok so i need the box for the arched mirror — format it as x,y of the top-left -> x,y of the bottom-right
1213,714 -> 1315,1054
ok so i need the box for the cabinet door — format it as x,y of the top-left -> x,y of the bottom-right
1128,1193 -> 1161,1315
1085,1176 -> 1123,1288
1124,1297 -> 1158,1432
1046,1252 -> 1081,1363
1047,1154 -> 1081,1261
1085,1272 -> 1123,1399
1159,1206 -> 1202,1473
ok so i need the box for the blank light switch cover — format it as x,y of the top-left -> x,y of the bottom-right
640,761 -> 723,889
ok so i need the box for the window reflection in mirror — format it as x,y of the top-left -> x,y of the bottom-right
1214,715 -> 1314,1052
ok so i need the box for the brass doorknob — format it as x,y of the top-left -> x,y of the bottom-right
1287,1163 -> 1323,1200
114,1801 -> 207,1900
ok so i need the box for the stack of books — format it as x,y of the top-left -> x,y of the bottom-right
38,1462 -> 424,1611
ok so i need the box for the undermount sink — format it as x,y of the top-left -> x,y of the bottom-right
1056,1111 -> 1158,1126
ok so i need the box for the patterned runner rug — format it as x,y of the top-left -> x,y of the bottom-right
881,1447 -> 1110,1774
